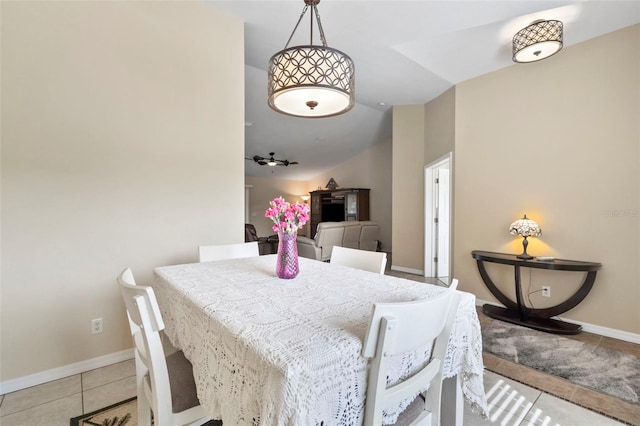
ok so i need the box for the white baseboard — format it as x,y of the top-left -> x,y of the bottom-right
0,349 -> 134,395
476,299 -> 640,344
390,265 -> 424,275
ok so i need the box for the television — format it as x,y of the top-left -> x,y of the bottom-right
321,203 -> 345,222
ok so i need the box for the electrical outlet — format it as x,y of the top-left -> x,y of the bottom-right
541,286 -> 551,297
91,318 -> 103,334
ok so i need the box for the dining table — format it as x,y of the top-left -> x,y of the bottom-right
152,254 -> 488,425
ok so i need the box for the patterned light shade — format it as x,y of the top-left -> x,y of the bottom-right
513,20 -> 563,63
268,0 -> 355,118
509,215 -> 542,237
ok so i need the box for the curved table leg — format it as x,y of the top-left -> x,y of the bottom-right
475,260 -> 518,310
528,271 -> 598,318
477,261 -> 598,334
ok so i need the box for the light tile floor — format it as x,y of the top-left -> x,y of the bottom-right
0,360 -> 136,426
464,371 -> 627,426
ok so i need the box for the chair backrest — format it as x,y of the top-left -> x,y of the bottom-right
359,221 -> 380,251
198,241 -> 259,262
362,286 -> 461,426
330,246 -> 387,274
117,269 -> 172,419
449,278 -> 459,290
341,222 -> 362,249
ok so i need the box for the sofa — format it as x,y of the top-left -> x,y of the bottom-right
297,221 -> 380,261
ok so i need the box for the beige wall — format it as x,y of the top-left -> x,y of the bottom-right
423,88 -> 457,274
1,1 -> 245,381
245,177 -> 309,238
391,25 -> 639,334
390,88 -> 456,272
424,87 -> 456,165
307,138 -> 393,251
392,106 -> 425,270
453,25 -> 639,334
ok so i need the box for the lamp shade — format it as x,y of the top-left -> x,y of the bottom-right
267,0 -> 355,118
268,45 -> 355,118
513,20 -> 563,63
509,215 -> 541,238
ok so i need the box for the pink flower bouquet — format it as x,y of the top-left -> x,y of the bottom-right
265,197 -> 310,234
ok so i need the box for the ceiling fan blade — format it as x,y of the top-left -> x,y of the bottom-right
250,152 -> 299,167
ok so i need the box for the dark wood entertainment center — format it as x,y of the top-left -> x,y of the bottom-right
309,188 -> 370,237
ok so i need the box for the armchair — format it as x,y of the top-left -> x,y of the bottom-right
245,223 -> 277,255
297,222 -> 346,261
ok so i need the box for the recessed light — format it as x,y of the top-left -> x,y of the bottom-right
245,122 -> 253,127
378,102 -> 386,106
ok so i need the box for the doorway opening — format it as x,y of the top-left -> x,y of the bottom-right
424,153 -> 453,285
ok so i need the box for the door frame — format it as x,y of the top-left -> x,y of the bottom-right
424,152 -> 453,279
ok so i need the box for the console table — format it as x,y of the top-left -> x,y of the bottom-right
471,250 -> 602,334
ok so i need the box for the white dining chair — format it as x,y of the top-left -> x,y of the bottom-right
449,278 -> 459,290
117,268 -> 211,426
361,285 -> 461,426
329,246 -> 387,274
198,241 -> 259,262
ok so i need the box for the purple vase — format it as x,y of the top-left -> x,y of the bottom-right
275,230 -> 299,279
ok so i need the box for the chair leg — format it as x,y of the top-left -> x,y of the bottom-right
440,375 -> 463,426
137,394 -> 152,426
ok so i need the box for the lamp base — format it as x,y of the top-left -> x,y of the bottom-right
517,253 -> 534,260
517,236 -> 533,260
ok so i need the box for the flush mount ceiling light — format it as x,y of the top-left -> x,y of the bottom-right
513,20 -> 563,63
268,0 -> 355,118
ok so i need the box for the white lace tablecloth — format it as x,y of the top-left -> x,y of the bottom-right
152,255 -> 488,425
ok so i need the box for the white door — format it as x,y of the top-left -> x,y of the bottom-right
436,167 -> 450,280
424,153 -> 452,281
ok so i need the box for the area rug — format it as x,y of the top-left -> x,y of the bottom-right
482,320 -> 640,406
70,397 -> 223,426
70,397 -> 136,426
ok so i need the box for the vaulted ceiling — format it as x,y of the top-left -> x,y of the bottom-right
210,1 -> 640,180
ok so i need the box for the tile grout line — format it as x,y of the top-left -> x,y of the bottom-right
80,372 -> 86,414
525,391 -> 546,423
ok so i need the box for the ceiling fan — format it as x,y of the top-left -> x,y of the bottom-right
246,152 -> 299,167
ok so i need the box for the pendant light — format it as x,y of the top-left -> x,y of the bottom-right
268,0 -> 355,118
